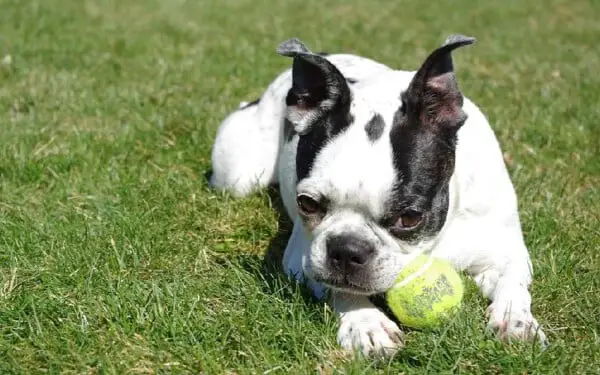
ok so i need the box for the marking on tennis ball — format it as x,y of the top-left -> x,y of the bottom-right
400,274 -> 453,320
386,256 -> 463,329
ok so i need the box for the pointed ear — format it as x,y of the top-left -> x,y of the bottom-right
403,34 -> 475,131
277,38 -> 351,134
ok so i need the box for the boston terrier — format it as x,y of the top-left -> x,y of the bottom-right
210,35 -> 547,356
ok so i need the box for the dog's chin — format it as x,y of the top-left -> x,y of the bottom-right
313,277 -> 383,296
305,263 -> 394,296
327,283 -> 377,295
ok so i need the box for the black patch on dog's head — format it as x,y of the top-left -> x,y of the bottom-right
277,38 -> 353,181
365,113 -> 385,142
385,35 -> 475,241
295,109 -> 353,181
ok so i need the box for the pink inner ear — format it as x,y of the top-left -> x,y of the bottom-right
427,73 -> 453,92
424,74 -> 463,126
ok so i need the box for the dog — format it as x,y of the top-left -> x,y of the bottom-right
210,35 -> 547,356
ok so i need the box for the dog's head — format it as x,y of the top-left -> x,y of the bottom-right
278,35 -> 474,295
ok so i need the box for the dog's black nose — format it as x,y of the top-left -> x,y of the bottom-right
326,235 -> 375,271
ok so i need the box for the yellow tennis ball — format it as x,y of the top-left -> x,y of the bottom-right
385,255 -> 463,329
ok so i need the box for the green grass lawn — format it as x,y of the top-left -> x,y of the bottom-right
1,0 -> 599,373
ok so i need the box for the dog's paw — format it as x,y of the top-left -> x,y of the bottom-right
337,308 -> 404,356
486,302 -> 547,347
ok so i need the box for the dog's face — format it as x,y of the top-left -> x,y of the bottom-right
278,36 -> 474,295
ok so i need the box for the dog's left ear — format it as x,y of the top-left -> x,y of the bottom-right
402,34 -> 475,132
277,38 -> 351,134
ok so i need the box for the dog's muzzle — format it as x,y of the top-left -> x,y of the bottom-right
327,234 -> 375,271
321,234 -> 376,290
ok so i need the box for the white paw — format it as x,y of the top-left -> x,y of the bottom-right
487,301 -> 547,346
337,308 -> 404,356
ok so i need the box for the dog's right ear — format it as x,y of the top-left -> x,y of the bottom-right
277,38 -> 351,134
401,35 -> 475,133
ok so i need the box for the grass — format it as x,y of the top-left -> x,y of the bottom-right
0,0 -> 599,373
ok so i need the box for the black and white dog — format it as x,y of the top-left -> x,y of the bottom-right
210,35 -> 546,356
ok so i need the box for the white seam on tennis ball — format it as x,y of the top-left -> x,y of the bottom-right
390,256 -> 435,289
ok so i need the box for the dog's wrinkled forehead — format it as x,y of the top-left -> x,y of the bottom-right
296,98 -> 399,218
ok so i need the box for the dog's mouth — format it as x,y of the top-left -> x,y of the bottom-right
314,277 -> 378,295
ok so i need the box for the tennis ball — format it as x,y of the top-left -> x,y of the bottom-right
385,255 -> 463,329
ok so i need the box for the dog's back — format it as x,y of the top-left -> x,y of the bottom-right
210,53 -> 392,196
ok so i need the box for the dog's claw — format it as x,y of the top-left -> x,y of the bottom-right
487,303 -> 548,348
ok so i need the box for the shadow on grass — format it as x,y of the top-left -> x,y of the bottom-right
203,167 -> 324,307
203,167 -> 289,272
254,186 -> 327,306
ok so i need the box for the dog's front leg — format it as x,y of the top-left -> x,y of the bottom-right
468,238 -> 548,346
282,219 -> 326,299
332,291 -> 404,356
474,261 -> 547,346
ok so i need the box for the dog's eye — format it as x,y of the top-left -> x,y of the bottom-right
297,194 -> 321,215
395,210 -> 423,229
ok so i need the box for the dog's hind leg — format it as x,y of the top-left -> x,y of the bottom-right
210,100 -> 281,197
210,69 -> 295,197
